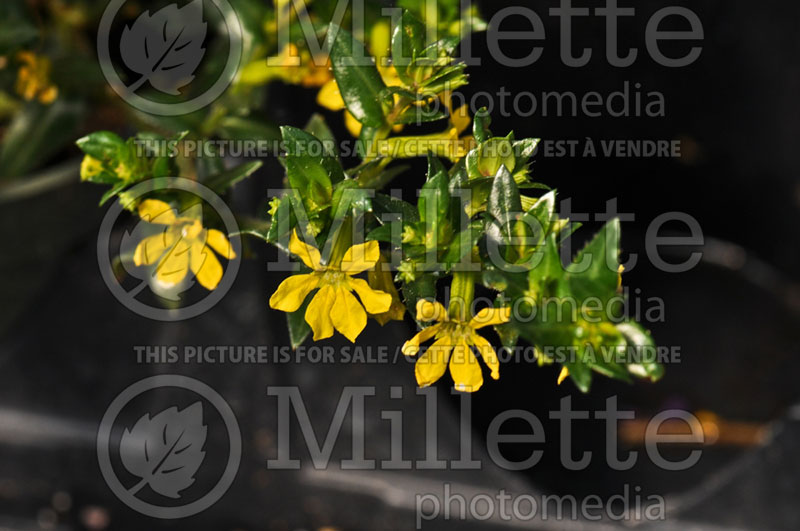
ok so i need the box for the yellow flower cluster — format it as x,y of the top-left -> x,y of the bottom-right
269,231 -> 393,342
16,52 -> 58,104
133,199 -> 236,291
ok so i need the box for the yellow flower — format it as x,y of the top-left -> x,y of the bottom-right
15,51 -> 58,104
80,155 -> 104,181
269,231 -> 393,342
132,199 -> 236,291
402,299 -> 511,392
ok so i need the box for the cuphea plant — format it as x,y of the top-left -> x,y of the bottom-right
75,1 -> 663,393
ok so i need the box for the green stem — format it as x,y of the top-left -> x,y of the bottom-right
449,271 -> 475,321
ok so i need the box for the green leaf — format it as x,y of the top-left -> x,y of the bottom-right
266,194 -> 296,246
282,127 -> 342,212
442,222 -> 482,267
76,131 -> 126,161
366,223 -> 395,243
327,24 -> 388,128
304,114 -> 337,154
473,107 -> 492,143
203,161 -> 263,193
566,218 -> 620,305
99,181 -> 130,206
564,353 -> 593,393
391,10 -> 426,81
521,190 -> 556,247
528,233 -> 564,291
486,165 -> 521,245
372,193 -> 419,223
287,297 -> 312,349
282,126 -> 344,183
617,322 -> 664,382
330,179 -> 371,219
418,155 -> 450,245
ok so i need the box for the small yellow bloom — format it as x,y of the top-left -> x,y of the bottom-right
402,300 -> 511,392
133,199 -> 236,291
269,231 -> 393,342
80,155 -> 104,181
15,51 -> 58,104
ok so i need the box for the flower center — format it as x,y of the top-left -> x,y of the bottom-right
320,270 -> 347,287
441,321 -> 472,341
180,220 -> 203,240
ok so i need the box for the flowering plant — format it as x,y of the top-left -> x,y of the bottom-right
73,0 -> 663,393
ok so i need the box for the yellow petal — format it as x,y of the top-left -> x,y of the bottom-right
305,285 -> 336,340
134,230 -> 176,266
415,336 -> 452,388
340,240 -> 380,274
449,339 -> 483,392
557,366 -> 569,385
190,241 -> 224,290
469,307 -> 511,329
348,278 -> 392,314
470,332 -> 500,380
415,299 -> 447,323
344,111 -> 363,138
289,230 -> 322,270
401,322 -> 443,357
138,199 -> 177,225
206,229 -> 236,260
154,239 -> 191,287
269,274 -> 320,313
317,79 -> 345,111
330,286 -> 367,343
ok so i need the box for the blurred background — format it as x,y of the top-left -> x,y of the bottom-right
0,0 -> 799,529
